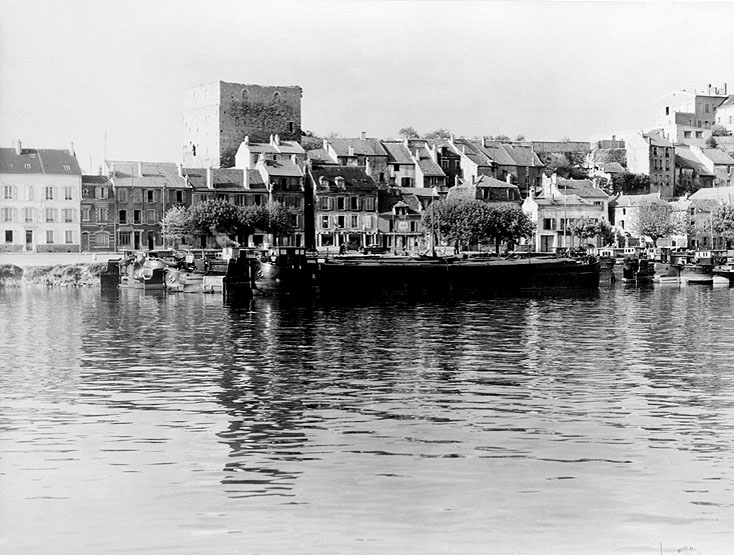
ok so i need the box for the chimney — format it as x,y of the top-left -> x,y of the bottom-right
323,138 -> 329,150
15,140 -> 21,155
482,136 -> 487,148
69,142 -> 75,156
506,173 -> 513,184
274,134 -> 280,146
98,166 -> 103,176
403,137 -> 409,148
244,135 -> 249,145
138,161 -> 144,177
360,131 -> 366,140
269,134 -> 273,144
449,134 -> 455,143
207,167 -> 213,189
348,144 -> 355,157
177,162 -> 183,177
365,157 -> 371,176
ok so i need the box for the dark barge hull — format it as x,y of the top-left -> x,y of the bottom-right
317,257 -> 601,293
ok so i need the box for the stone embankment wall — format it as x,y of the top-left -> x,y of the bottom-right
0,263 -> 106,288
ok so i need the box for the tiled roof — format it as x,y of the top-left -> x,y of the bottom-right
0,147 -> 81,175
452,139 -> 493,167
446,184 -> 477,201
247,169 -> 267,189
306,149 -> 337,164
718,95 -> 734,108
259,158 -> 303,178
675,147 -> 715,175
502,144 -> 543,167
328,138 -> 388,157
534,194 -> 593,207
477,141 -> 515,166
602,162 -> 625,173
398,187 -> 439,198
82,175 -> 110,184
613,193 -> 662,207
702,148 -> 734,165
690,186 -> 734,203
309,165 -> 378,193
184,168 -> 245,191
381,141 -> 414,165
643,129 -> 673,148
418,158 -> 444,176
556,178 -> 608,199
110,161 -> 187,188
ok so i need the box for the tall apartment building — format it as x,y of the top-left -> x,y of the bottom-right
0,141 -> 82,253
654,83 -> 728,146
182,81 -> 302,169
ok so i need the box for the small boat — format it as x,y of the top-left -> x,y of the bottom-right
680,251 -> 714,286
253,246 -> 312,293
118,253 -> 166,290
621,248 -> 654,284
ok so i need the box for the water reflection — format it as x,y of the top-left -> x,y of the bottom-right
3,286 -> 734,553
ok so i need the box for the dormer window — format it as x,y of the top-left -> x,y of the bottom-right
63,165 -> 71,171
24,163 -> 31,169
335,176 -> 345,189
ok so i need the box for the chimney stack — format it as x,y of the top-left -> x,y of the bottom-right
207,167 -> 213,189
177,162 -> 183,178
365,157 -> 371,177
244,136 -> 249,145
360,131 -> 366,141
69,142 -> 75,156
138,161 -> 144,177
15,140 -> 21,155
274,134 -> 280,146
348,144 -> 355,157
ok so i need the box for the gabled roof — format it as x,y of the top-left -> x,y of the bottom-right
398,187 -> 440,198
717,95 -> 734,108
602,162 -> 625,174
502,144 -> 543,167
612,192 -> 662,207
109,161 -> 187,188
184,168 -> 245,191
452,139 -> 494,167
258,158 -> 303,178
82,175 -> 110,184
643,129 -> 673,148
534,193 -> 594,207
475,175 -> 516,188
556,178 -> 608,199
309,165 -> 378,193
381,141 -> 414,165
0,148 -> 81,175
675,146 -> 715,175
702,148 -> 734,165
690,186 -> 734,204
306,149 -> 338,165
477,141 -> 515,166
328,138 -> 388,158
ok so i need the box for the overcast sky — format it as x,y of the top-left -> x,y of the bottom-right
2,0 -> 734,173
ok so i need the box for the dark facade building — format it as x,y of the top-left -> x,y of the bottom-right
81,175 -> 116,252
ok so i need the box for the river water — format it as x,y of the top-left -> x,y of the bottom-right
1,284 -> 734,554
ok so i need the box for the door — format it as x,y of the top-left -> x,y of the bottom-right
81,232 -> 89,252
134,231 -> 142,250
25,230 -> 33,252
147,233 -> 155,250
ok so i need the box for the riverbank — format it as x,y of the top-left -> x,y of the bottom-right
0,261 -> 108,288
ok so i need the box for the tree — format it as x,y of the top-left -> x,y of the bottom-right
423,128 -> 453,140
485,206 -> 535,253
572,217 -> 614,247
398,126 -> 420,139
630,199 -> 681,245
261,202 -> 294,238
706,136 -> 719,148
712,124 -> 731,137
612,172 -> 651,195
190,199 -> 245,239
161,206 -> 193,242
492,134 -> 511,141
711,204 -> 734,242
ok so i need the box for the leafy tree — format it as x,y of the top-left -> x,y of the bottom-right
301,131 -> 324,151
515,134 -> 525,142
161,206 -> 193,241
630,199 -> 681,245
492,134 -> 511,141
486,205 -> 535,253
423,128 -> 453,140
190,199 -> 244,237
572,217 -> 614,247
612,172 -> 651,195
261,202 -> 294,238
398,126 -> 420,139
712,124 -> 731,137
706,136 -> 719,148
711,204 -> 734,242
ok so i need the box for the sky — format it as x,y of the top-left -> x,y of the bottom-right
2,0 -> 734,174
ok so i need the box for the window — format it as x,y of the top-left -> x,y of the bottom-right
622,208 -> 627,215
45,208 -> 56,222
696,131 -> 703,139
665,106 -> 670,115
46,230 -> 54,244
364,197 -> 375,211
253,194 -> 263,206
3,185 -> 14,199
4,230 -> 12,243
288,121 -> 294,133
319,197 -> 330,210
118,231 -> 131,247
24,163 -> 31,169
62,209 -> 74,223
64,187 -> 73,200
147,209 -> 157,224
542,218 -> 556,230
393,164 -> 400,171
23,208 -> 34,222
337,197 -> 345,210
119,210 -> 127,224
290,214 -> 299,228
117,189 -> 128,203
82,207 -> 91,222
25,186 -> 33,200
45,186 -> 54,200
410,221 -> 418,233
133,210 -> 142,224
350,197 -> 359,210
336,215 -> 346,228
321,215 -> 329,229
146,190 -> 157,203
133,189 -> 142,203
97,208 -> 107,222
363,215 -> 373,229
63,164 -> 71,171
705,103 -> 710,113
1,207 -> 14,222
234,194 -> 245,206
216,194 -> 228,201
175,190 -> 184,203
684,131 -> 691,138
350,215 -> 359,228
95,232 -> 109,248
65,230 -> 73,244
